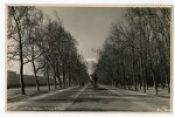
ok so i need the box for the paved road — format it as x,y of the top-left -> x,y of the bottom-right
7,84 -> 170,112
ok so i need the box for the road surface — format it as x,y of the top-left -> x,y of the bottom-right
7,84 -> 170,112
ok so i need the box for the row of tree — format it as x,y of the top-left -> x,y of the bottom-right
7,6 -> 89,95
95,8 -> 170,95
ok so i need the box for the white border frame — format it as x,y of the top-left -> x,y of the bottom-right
0,0 -> 174,117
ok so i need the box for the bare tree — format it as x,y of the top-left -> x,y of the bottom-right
95,8 -> 170,95
8,6 -> 34,95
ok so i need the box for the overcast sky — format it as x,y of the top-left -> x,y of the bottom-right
8,7 -> 126,75
38,7 -> 126,60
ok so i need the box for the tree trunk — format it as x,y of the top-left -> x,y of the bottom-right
166,73 -> 170,93
68,64 -> 71,87
133,72 -> 137,91
139,58 -> 143,91
68,74 -> 71,87
140,55 -> 146,93
147,81 -> 149,90
47,68 -> 50,91
31,46 -> 40,92
167,80 -> 170,94
122,58 -> 126,89
12,9 -> 26,95
19,57 -> 25,95
144,63 -> 148,91
155,83 -> 158,95
140,82 -> 142,90
139,75 -> 142,90
62,62 -> 66,88
160,74 -> 164,88
143,79 -> 146,93
54,71 -> 57,89
132,46 -> 137,91
19,38 -> 25,95
152,69 -> 158,95
138,14 -> 146,93
32,61 -> 40,92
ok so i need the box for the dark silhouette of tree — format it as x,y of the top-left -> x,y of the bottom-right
8,6 -> 35,95
95,8 -> 170,95
8,7 -> 90,94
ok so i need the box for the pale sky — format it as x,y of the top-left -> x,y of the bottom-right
8,7 -> 126,75
38,7 -> 126,59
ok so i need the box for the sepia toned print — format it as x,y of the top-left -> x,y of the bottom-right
7,6 -> 171,111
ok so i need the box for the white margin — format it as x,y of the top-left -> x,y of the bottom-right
0,0 -> 174,117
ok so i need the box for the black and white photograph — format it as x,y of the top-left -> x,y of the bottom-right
6,6 -> 171,112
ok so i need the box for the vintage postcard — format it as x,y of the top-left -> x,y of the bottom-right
6,5 -> 172,112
